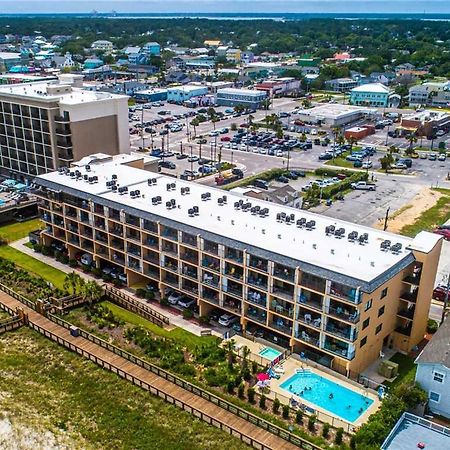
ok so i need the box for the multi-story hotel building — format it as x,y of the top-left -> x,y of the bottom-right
34,155 -> 442,376
0,76 -> 129,180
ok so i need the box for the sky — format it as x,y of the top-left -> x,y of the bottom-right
1,1 -> 450,15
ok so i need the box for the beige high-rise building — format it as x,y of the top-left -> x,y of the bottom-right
34,156 -> 442,376
0,75 -> 129,181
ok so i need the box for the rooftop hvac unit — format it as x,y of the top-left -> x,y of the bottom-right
325,225 -> 335,235
348,231 -> 358,242
296,218 -> 306,228
86,165 -> 91,172
112,174 -> 117,180
380,240 -> 391,251
335,228 -> 345,238
391,243 -> 402,254
305,220 -> 316,230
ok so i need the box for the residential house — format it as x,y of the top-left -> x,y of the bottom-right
91,40 -> 114,52
325,78 -> 358,93
226,48 -> 242,63
409,81 -> 450,107
142,42 -> 161,57
415,316 -> 450,418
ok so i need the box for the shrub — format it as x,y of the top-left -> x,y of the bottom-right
308,414 -> 316,431
60,255 -> 69,264
322,422 -> 330,438
160,298 -> 170,307
335,428 -> 344,445
241,367 -> 251,382
68,259 -> 77,268
295,409 -> 303,424
251,360 -> 258,374
33,244 -> 42,253
238,383 -> 245,399
91,267 -> 102,278
145,290 -> 155,301
182,309 -> 193,319
272,398 -> 281,414
227,380 -> 235,394
282,404 -> 290,419
136,288 -> 146,298
199,315 -> 210,325
41,245 -> 52,256
247,387 -> 255,404
427,319 -> 438,334
259,394 -> 266,409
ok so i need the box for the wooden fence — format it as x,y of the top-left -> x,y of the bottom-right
103,285 -> 170,328
0,315 -> 23,334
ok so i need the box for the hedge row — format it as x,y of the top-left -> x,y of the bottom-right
223,168 -> 287,190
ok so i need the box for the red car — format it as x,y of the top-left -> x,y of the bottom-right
434,228 -> 450,240
220,136 -> 231,142
433,285 -> 448,302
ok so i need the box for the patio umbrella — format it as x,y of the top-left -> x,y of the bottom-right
257,373 -> 270,381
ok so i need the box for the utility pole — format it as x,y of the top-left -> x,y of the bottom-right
383,207 -> 390,231
440,274 -> 450,325
141,104 -> 145,150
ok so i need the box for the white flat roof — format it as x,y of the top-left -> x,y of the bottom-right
0,81 -> 128,104
36,157 -> 440,288
167,85 -> 207,93
351,83 -> 390,94
299,104 -> 375,119
217,88 -> 266,97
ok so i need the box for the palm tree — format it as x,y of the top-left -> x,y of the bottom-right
406,133 -> 417,154
379,146 -> 395,173
82,281 -> 104,306
63,271 -> 83,296
211,116 -> 219,130
190,118 -> 200,138
261,98 -> 271,110
346,136 -> 358,154
224,339 -> 235,367
241,345 -> 250,369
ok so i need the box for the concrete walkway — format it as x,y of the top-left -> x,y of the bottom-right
10,238 -> 226,338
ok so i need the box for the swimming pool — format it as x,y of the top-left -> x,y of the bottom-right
280,371 -> 373,422
258,346 -> 282,361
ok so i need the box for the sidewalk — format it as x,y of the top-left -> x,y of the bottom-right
10,238 -> 225,338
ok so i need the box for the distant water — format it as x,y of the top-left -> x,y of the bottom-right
0,12 -> 450,21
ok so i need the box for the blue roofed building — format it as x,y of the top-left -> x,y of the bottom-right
84,58 -> 104,70
142,42 -> 161,57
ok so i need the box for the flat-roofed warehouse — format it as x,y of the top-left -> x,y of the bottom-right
296,104 -> 376,127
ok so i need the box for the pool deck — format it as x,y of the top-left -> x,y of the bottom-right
227,335 -> 380,430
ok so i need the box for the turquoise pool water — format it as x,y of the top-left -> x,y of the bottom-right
280,371 -> 373,422
258,347 -> 282,361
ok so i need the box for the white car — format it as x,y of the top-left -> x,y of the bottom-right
276,150 -> 284,157
362,161 -> 373,169
168,291 -> 184,305
178,296 -> 196,308
209,131 -> 219,137
218,314 -> 239,327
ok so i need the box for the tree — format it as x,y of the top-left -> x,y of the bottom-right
379,147 -> 395,173
241,345 -> 250,369
190,118 -> 200,138
261,98 -> 271,110
302,98 -> 312,109
211,116 -> 219,130
63,271 -> 83,295
406,133 -> 418,153
224,339 -> 235,368
82,280 -> 103,306
346,135 -> 358,153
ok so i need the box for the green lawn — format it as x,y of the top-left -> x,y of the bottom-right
400,188 -> 450,237
0,327 -> 248,450
324,157 -> 355,169
384,353 -> 417,388
0,245 -> 66,290
102,301 -> 218,350
0,218 -> 42,243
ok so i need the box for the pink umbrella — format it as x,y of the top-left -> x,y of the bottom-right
257,373 -> 270,381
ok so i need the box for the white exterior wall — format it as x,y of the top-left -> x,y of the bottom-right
415,363 -> 450,418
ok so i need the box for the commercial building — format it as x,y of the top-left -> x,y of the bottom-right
35,156 -> 441,376
408,81 -> 450,107
90,40 -> 114,52
134,88 -> 168,103
415,316 -> 450,418
350,83 -> 391,107
399,110 -> 450,138
0,73 -> 58,85
0,52 -> 23,72
295,104 -> 376,127
255,77 -> 301,97
324,78 -> 358,93
166,85 -> 208,103
0,77 -> 129,180
216,88 -> 267,109
142,42 -> 161,57
344,125 -> 375,140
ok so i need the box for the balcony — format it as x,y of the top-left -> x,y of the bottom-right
395,325 -> 412,336
325,319 -> 357,342
397,306 -> 415,321
402,275 -> 421,286
161,225 -> 178,241
126,231 -> 141,243
273,263 -> 295,283
109,210 -> 121,222
202,287 -> 220,305
79,213 -> 90,225
328,304 -> 360,324
181,250 -> 198,264
68,224 -> 79,234
65,207 -> 77,218
272,282 -> 295,302
203,239 -> 219,256
181,232 -> 197,248
181,264 -> 198,280
68,235 -> 80,246
143,219 -> 158,234
297,309 -> 322,329
94,204 -> 104,215
224,263 -> 244,281
144,236 -> 159,250
96,245 -> 108,256
125,214 -> 140,228
111,239 -> 124,251
112,253 -> 125,266
301,273 -> 326,293
181,280 -> 198,295
270,299 -> 294,319
223,296 -> 242,314
127,244 -> 141,258
143,251 -> 159,265
144,264 -> 160,280
246,306 -> 267,325
202,271 -> 220,289
270,317 -> 293,336
95,219 -> 106,230
400,290 -> 418,303
58,149 -> 73,161
163,257 -> 178,273
329,282 -> 360,304
247,271 -> 268,291
247,290 -> 267,308
225,247 -> 244,264
162,241 -> 178,257
295,328 -> 320,348
81,240 -> 94,252
248,255 -> 268,273
323,339 -> 355,360
162,273 -> 179,289
224,282 -> 243,299
202,256 -> 220,273
298,290 -> 323,312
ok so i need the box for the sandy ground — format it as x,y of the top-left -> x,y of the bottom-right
0,416 -> 74,450
373,188 -> 444,233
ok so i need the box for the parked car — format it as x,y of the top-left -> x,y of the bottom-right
187,155 -> 199,162
178,296 -> 196,308
350,181 -> 376,191
433,285 -> 449,302
80,253 -> 93,266
253,179 -> 269,190
438,153 -> 447,161
434,228 -> 450,240
362,161 -> 373,169
158,161 -> 176,169
168,291 -> 184,305
277,175 -> 289,183
218,314 -> 239,327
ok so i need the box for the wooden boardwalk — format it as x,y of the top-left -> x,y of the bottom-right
0,292 -> 309,450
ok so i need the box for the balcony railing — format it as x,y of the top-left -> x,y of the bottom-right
400,290 -> 418,303
272,287 -> 295,302
328,306 -> 360,324
323,342 -> 355,360
202,258 -> 220,273
402,274 -> 421,286
248,258 -> 268,273
144,267 -> 160,280
271,321 -> 293,336
298,295 -> 323,312
397,308 -> 415,320
247,291 -> 267,308
325,324 -> 357,342
246,310 -> 267,325
181,252 -> 198,264
329,283 -> 360,304
144,237 -> 159,249
143,253 -> 159,265
224,284 -> 243,298
225,250 -> 244,264
295,331 -> 320,348
247,276 -> 268,291
223,301 -> 241,313
297,313 -> 322,329
273,267 -> 295,283
270,302 -> 294,319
